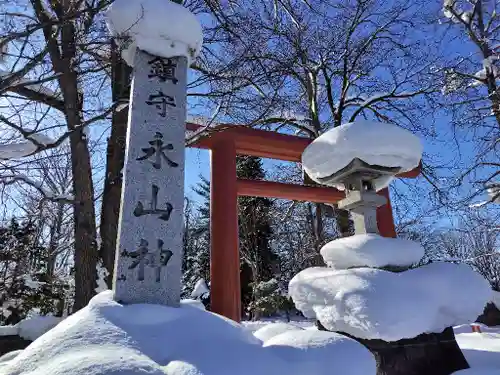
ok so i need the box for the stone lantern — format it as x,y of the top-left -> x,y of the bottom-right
317,158 -> 402,234
301,120 -> 423,235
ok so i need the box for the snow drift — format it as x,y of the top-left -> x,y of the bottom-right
0,291 -> 376,375
263,330 -> 375,375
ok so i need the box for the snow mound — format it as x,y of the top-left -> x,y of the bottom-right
2,291 -> 376,375
320,233 -> 424,269
253,322 -> 304,342
106,0 -> 203,66
289,262 -> 491,341
302,120 -> 422,191
263,330 -> 375,375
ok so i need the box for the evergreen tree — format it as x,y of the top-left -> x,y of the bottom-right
0,220 -> 67,325
182,158 -> 279,318
182,177 -> 211,298
236,156 -> 279,319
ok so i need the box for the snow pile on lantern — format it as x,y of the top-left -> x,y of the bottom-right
106,0 -> 203,66
302,120 -> 423,190
0,291 -> 376,375
320,233 -> 424,269
289,256 -> 491,341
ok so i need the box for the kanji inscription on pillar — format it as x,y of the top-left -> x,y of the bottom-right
113,49 -> 187,306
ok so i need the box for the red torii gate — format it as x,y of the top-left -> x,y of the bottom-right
187,123 -> 420,322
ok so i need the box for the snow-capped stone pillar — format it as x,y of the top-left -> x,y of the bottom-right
106,0 -> 203,306
112,50 -> 187,306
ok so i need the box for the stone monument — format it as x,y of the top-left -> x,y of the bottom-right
106,0 -> 202,306
112,50 -> 187,306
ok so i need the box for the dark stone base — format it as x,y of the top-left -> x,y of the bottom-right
317,321 -> 469,375
477,303 -> 500,327
0,336 -> 31,357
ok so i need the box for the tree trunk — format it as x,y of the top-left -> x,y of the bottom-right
47,202 -> 64,278
317,321 -> 469,375
99,40 -> 131,286
68,121 -> 98,312
57,17 -> 97,312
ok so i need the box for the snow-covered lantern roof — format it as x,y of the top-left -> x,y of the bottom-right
105,0 -> 203,66
302,120 -> 422,191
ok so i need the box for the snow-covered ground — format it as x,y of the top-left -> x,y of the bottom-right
0,292 -> 375,375
455,324 -> 500,369
0,305 -> 499,374
245,320 -> 500,372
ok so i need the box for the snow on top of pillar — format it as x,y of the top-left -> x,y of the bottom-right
320,234 -> 424,269
288,262 -> 491,341
302,120 -> 423,191
106,0 -> 203,66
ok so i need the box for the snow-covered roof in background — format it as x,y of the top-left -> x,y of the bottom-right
289,262 -> 491,341
0,133 -> 54,160
106,0 -> 203,66
0,315 -> 61,341
302,120 -> 422,191
320,234 -> 424,269
0,291 -> 376,375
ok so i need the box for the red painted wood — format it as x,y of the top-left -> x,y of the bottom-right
210,140 -> 241,322
237,179 -> 345,203
377,188 -> 397,238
